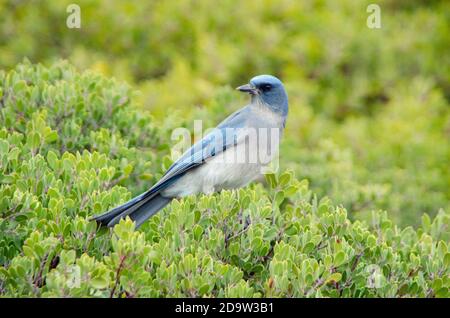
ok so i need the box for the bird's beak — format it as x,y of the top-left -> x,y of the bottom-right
236,83 -> 259,95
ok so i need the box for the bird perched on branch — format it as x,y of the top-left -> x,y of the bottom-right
93,75 -> 289,228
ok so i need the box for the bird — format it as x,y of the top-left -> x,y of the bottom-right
92,74 -> 289,228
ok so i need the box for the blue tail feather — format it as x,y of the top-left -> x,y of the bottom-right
92,193 -> 171,228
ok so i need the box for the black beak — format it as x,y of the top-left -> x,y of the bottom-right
236,83 -> 259,95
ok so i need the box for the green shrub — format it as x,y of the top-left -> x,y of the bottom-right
0,62 -> 448,297
1,0 -> 449,227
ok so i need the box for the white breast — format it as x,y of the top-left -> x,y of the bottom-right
161,131 -> 280,198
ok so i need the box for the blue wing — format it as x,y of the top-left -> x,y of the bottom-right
142,105 -> 251,198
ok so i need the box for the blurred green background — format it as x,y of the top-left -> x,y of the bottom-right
1,0 -> 449,226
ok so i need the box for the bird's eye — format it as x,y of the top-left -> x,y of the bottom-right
261,84 -> 272,91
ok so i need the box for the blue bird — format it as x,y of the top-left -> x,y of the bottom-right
93,75 -> 289,228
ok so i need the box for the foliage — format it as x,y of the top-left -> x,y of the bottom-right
0,62 -> 448,297
1,0 -> 448,226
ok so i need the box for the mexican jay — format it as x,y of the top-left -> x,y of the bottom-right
93,74 -> 289,228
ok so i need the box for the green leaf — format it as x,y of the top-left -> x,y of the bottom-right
45,130 -> 58,143
99,168 -> 109,181
139,173 -> 153,180
421,214 -> 431,232
326,272 -> 342,284
47,152 -> 59,168
366,235 -> 377,247
324,255 -> 333,268
435,287 -> 449,298
265,173 -> 277,189
28,132 -> 41,149
284,185 -> 298,197
13,80 -> 27,92
199,284 -> 211,295
444,253 -> 450,267
279,172 -> 291,187
437,241 -> 447,258
334,251 -> 346,267
0,139 -> 9,155
123,164 -> 133,176
303,241 -> 315,254
193,224 -> 203,241
91,277 -> 109,289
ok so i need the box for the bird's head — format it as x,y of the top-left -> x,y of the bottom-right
236,75 -> 288,116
